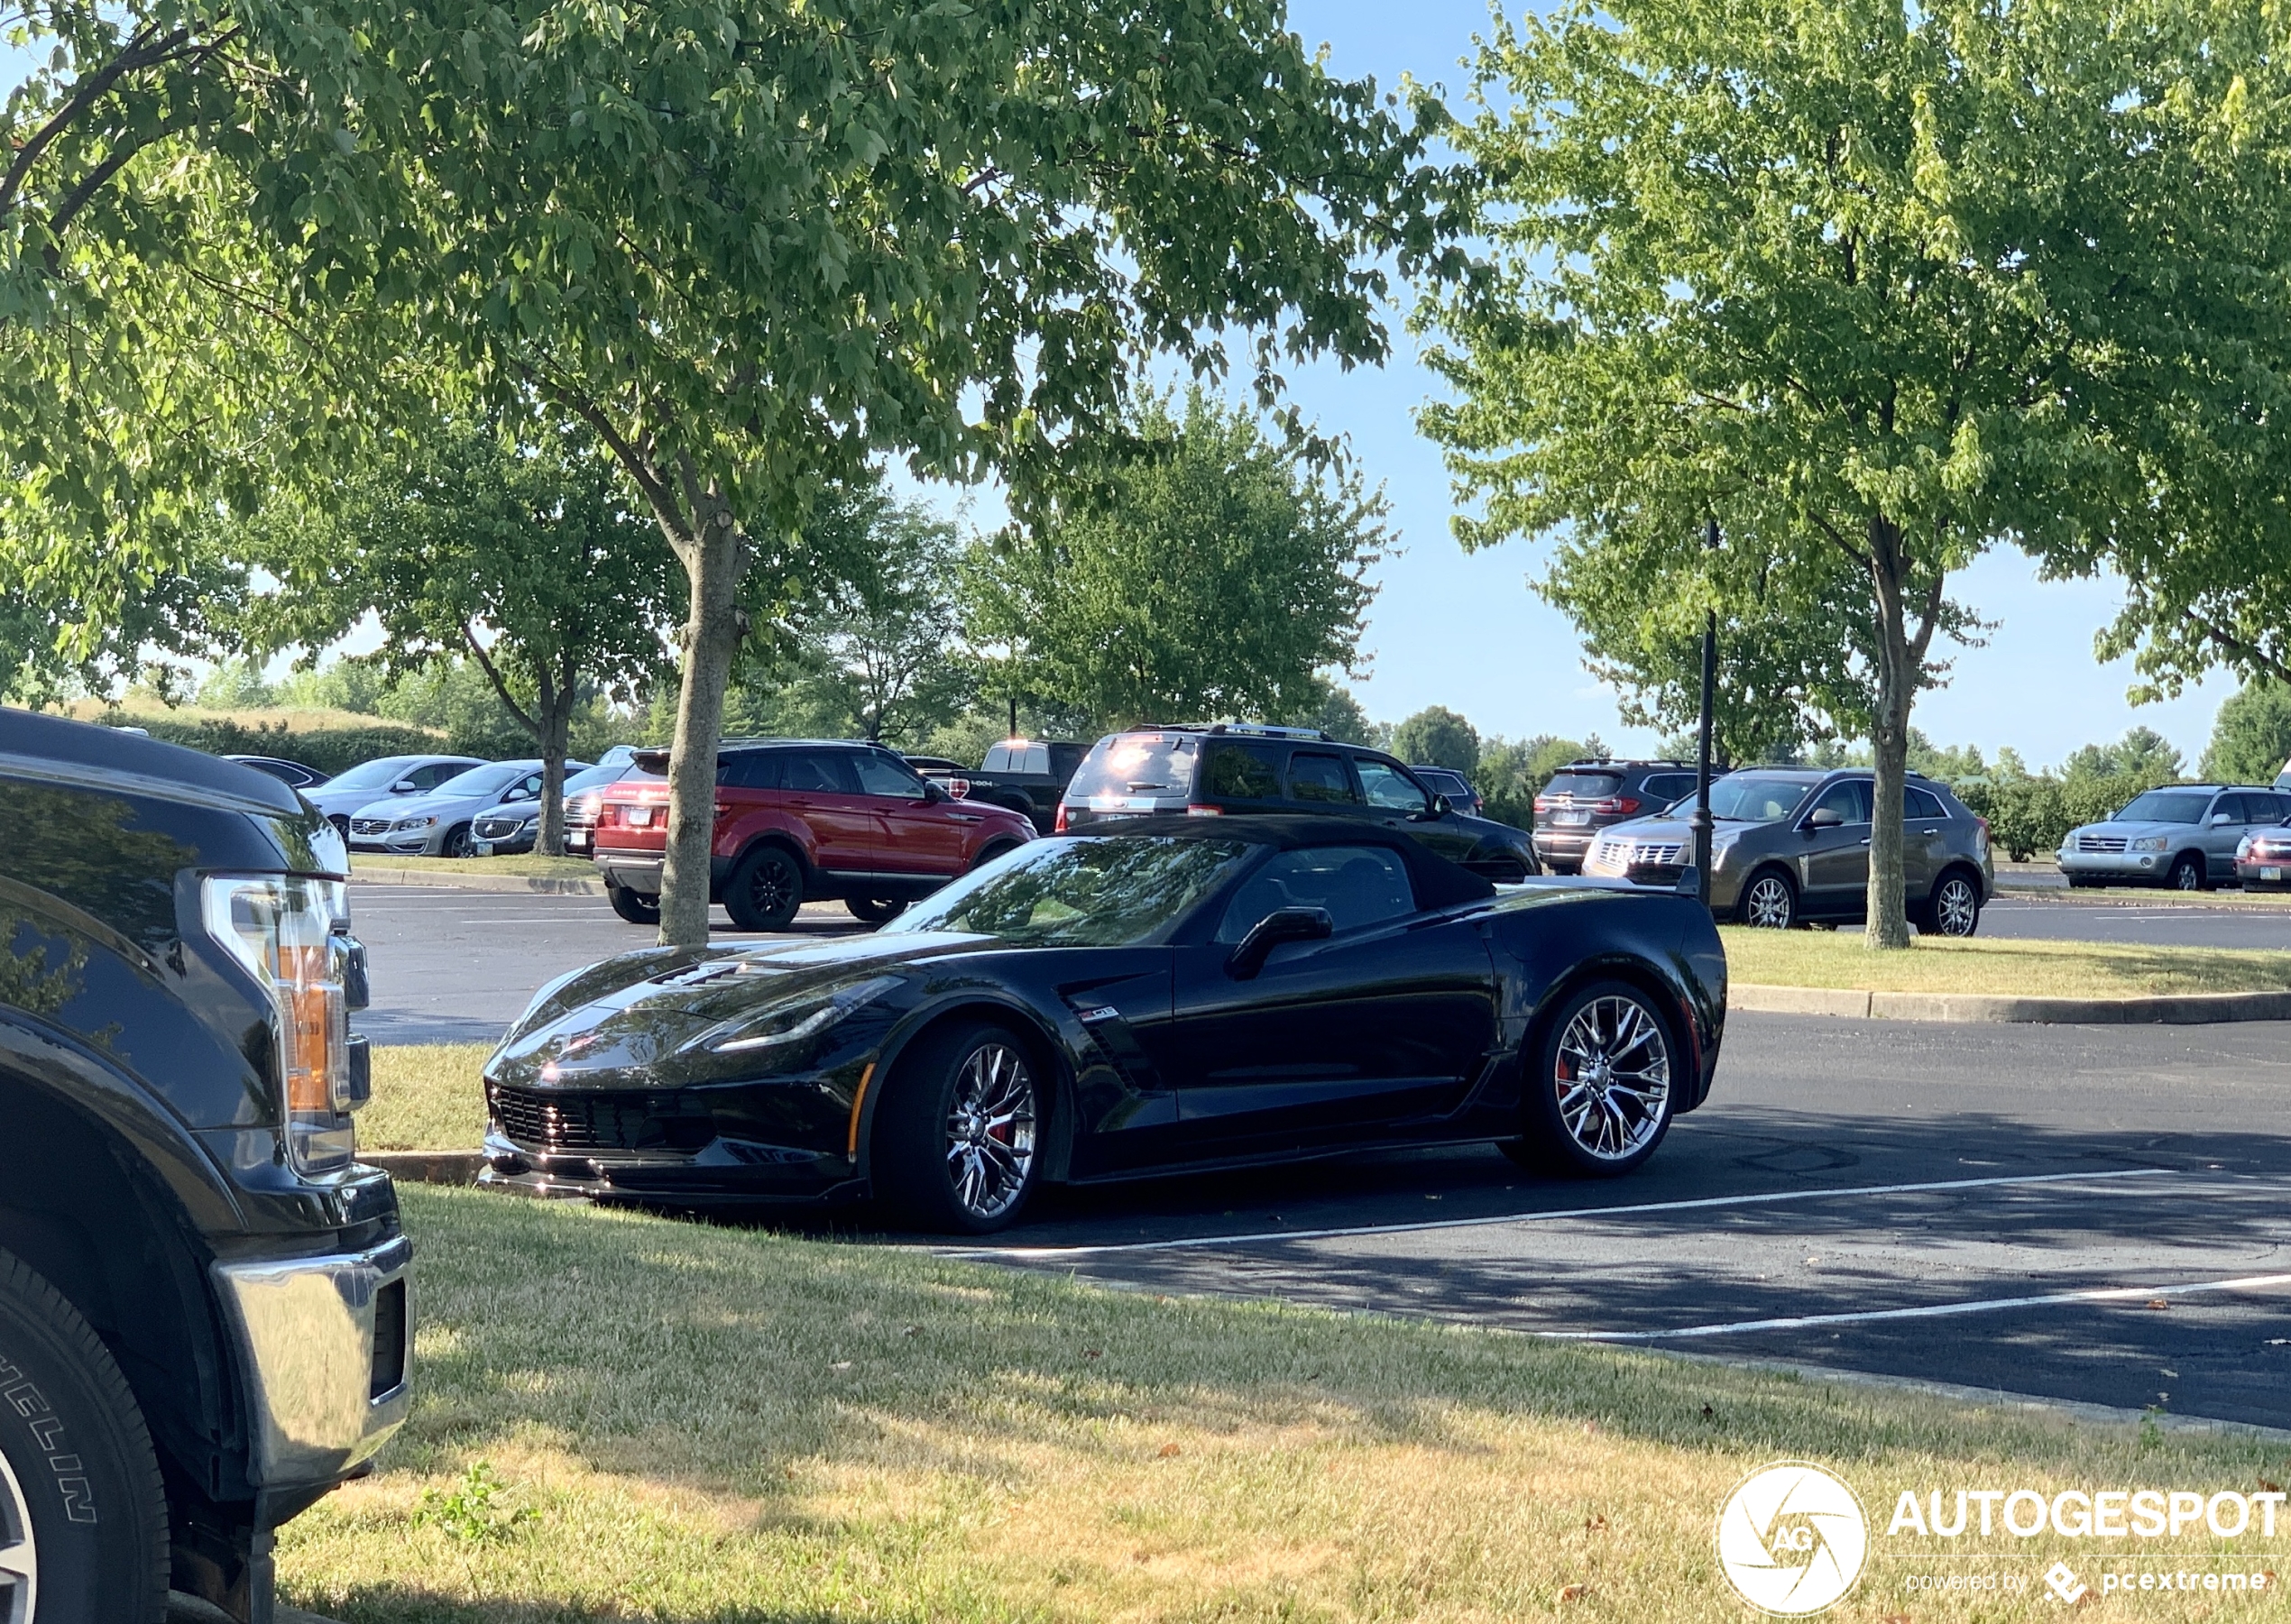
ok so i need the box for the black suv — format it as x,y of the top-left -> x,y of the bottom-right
1,709 -> 409,1619
1057,723 -> 1540,881
1532,759 -> 1707,875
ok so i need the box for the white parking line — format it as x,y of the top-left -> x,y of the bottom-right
943,1167 -> 2176,1260
1543,1270 -> 2291,1343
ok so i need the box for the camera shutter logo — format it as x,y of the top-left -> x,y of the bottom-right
1716,1462 -> 1869,1615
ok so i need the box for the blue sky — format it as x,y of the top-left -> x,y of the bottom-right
7,5 -> 2241,770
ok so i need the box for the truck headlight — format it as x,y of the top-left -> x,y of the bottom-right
202,875 -> 361,1174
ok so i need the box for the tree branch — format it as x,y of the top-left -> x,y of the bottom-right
0,23 -> 189,223
2177,604 -> 2291,689
461,618 -> 540,737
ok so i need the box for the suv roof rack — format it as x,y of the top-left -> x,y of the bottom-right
1561,757 -> 1693,769
1140,721 -> 1337,742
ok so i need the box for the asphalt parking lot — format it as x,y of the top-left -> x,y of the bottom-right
353,884 -> 2291,1429
1983,893 -> 2291,950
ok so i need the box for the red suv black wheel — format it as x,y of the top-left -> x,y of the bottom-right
724,845 -> 804,931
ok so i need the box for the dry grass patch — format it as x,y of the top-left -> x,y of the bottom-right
362,1044 -> 490,1151
1725,927 -> 2291,996
353,853 -> 601,880
57,696 -> 442,734
278,1188 -> 2288,1621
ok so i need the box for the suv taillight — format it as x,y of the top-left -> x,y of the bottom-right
202,875 -> 360,1175
1589,797 -> 1642,816
1532,796 -> 1553,814
1974,816 -> 1991,859
1053,803 -> 1070,833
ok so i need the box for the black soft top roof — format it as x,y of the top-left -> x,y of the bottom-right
1075,813 -> 1497,912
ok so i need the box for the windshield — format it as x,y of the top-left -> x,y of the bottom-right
1066,734 -> 1200,801
2117,790 -> 2209,825
326,756 -> 419,792
434,762 -> 528,799
1706,775 -> 1815,822
884,837 -> 1250,947
564,763 -> 626,795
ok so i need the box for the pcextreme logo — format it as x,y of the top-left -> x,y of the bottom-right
1716,1462 -> 1870,1616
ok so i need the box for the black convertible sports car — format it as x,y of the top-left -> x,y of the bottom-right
478,817 -> 1728,1231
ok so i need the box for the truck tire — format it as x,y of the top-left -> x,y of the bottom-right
0,1249 -> 170,1623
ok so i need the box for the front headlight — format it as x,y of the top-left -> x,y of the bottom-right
202,875 -> 360,1174
2239,836 -> 2255,859
686,977 -> 902,1057
2130,835 -> 2169,852
392,815 -> 438,831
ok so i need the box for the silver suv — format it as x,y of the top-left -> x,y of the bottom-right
1581,767 -> 1994,933
2057,784 -> 2290,890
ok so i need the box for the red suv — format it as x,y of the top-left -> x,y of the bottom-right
593,740 -> 1036,929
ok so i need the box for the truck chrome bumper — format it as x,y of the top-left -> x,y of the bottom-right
213,1231 -> 412,1488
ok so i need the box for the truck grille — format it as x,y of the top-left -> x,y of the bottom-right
2076,834 -> 2128,853
350,817 -> 393,836
487,1084 -> 714,1154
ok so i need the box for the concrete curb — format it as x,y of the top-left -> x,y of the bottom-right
366,1149 -> 487,1185
1734,982 -> 2291,1024
351,865 -> 604,896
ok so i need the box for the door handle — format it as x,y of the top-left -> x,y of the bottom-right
1859,838 -> 1872,846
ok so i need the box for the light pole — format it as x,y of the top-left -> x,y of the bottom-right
1688,517 -> 1718,913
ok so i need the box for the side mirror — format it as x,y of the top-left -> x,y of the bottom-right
1806,807 -> 1844,830
1429,793 -> 1452,818
391,779 -> 419,794
2212,812 -> 2234,827
1226,906 -> 1334,980
922,779 -> 950,803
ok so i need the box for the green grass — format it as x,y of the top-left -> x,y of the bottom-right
1725,928 -> 2291,996
353,853 -> 599,880
363,1045 -> 490,1151
276,1188 -> 2290,1620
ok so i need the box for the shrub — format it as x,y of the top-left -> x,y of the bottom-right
107,713 -> 444,777
1957,770 -> 2181,861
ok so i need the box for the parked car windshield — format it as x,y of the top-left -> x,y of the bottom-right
2117,790 -> 2211,825
1066,734 -> 1200,801
325,755 -> 420,793
885,836 -> 1249,947
563,762 -> 626,795
434,762 -> 530,800
1706,775 -> 1815,822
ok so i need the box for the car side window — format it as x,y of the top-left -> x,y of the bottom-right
1201,742 -> 1284,801
1286,751 -> 1360,805
410,763 -> 455,790
1644,774 -> 1695,804
1808,780 -> 1871,825
1902,785 -> 1948,821
852,752 -> 929,800
719,753 -> 781,791
1213,846 -> 1417,943
1356,760 -> 1431,813
781,751 -> 856,794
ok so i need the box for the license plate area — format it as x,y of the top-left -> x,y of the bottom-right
626,806 -> 654,828
2264,866 -> 2281,882
1555,810 -> 1590,826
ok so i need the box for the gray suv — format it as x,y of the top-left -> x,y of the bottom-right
2057,784 -> 2290,890
1532,759 -> 1705,874
1581,767 -> 1994,933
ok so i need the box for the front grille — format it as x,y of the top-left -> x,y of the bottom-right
2077,834 -> 2128,852
488,1084 -> 714,1154
474,817 -> 524,839
350,817 -> 392,836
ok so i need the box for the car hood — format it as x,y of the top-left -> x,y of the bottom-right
474,799 -> 540,822
486,930 -> 1012,1090
2067,821 -> 2188,840
349,788 -> 495,823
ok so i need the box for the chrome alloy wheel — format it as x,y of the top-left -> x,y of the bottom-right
1743,873 -> 1794,929
943,1041 -> 1037,1223
0,1445 -> 36,1624
1553,996 -> 1672,1163
1934,875 -> 1980,936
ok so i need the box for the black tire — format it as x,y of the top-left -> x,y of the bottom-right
327,813 -> 351,839
723,845 -> 804,931
1927,868 -> 1983,937
847,897 -> 906,925
0,1249 -> 170,1623
1509,980 -> 1679,1179
1735,867 -> 1798,929
873,1019 -> 1044,1234
441,822 -> 474,858
2167,852 -> 2205,892
606,878 -> 660,925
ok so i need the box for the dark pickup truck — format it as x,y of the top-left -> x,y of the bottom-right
912,739 -> 1087,836
0,709 -> 409,1622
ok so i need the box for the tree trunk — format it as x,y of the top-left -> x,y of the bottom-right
659,488 -> 747,948
1864,517 -> 1914,950
536,669 -> 572,858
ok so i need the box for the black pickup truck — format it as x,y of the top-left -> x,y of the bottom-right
0,709 -> 409,1622
910,739 -> 1087,835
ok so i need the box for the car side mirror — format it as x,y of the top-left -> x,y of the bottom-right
1427,794 -> 1451,819
391,779 -> 418,794
1226,906 -> 1334,980
922,779 -> 949,803
1806,807 -> 1844,830
2212,812 -> 2234,827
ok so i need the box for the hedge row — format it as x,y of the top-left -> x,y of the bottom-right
110,714 -> 444,777
1954,772 -> 2180,862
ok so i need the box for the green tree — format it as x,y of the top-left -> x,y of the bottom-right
2062,727 -> 2184,784
2202,685 -> 2291,786
1418,0 -> 2173,946
1284,679 -> 1384,749
195,656 -> 276,711
962,394 -> 1385,733
1391,707 -> 1480,773
803,498 -> 973,747
245,421 -> 682,852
